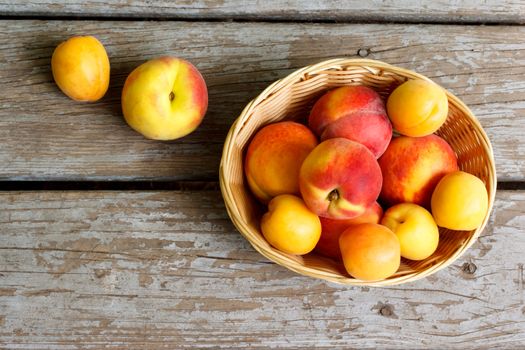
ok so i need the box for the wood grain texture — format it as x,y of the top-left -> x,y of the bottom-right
1,21 -> 524,181
0,190 -> 524,349
0,0 -> 524,23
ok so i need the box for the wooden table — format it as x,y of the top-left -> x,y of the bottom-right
1,2 -> 524,348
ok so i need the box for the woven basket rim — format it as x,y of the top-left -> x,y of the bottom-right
220,58 -> 497,286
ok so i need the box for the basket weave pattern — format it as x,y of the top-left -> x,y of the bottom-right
220,58 -> 496,286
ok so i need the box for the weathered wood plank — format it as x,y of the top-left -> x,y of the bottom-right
1,21 -> 524,181
0,190 -> 523,348
0,1 -> 524,24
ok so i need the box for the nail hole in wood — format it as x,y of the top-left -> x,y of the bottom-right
357,48 -> 369,57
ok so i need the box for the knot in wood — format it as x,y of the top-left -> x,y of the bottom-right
379,305 -> 393,317
462,262 -> 477,274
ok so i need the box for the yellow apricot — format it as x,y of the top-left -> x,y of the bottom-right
431,171 -> 489,230
51,36 -> 110,102
261,194 -> 321,255
339,223 -> 400,281
381,203 -> 439,261
387,79 -> 448,137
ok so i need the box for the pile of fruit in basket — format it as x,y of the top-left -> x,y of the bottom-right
245,80 -> 489,281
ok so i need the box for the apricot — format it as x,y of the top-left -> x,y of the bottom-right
381,203 -> 439,261
387,79 -> 448,137
339,223 -> 400,281
51,36 -> 110,102
245,121 -> 318,203
316,202 -> 383,260
261,194 -> 321,255
431,171 -> 489,230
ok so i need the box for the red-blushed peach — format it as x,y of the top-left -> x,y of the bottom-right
379,135 -> 459,207
308,85 -> 386,136
299,138 -> 382,219
315,202 -> 383,259
121,56 -> 208,140
339,223 -> 400,281
321,111 -> 392,158
245,121 -> 318,203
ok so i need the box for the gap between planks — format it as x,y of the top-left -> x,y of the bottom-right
1,14 -> 525,26
1,0 -> 525,25
0,181 -> 523,192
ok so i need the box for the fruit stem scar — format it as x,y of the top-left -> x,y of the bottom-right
169,91 -> 175,101
328,189 -> 339,202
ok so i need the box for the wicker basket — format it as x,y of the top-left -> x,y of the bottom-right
220,58 -> 496,286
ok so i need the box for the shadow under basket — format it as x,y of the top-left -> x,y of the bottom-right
219,58 -> 497,286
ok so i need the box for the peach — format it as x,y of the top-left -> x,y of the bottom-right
245,121 -> 318,203
320,111 -> 392,158
379,135 -> 458,207
299,138 -> 382,219
339,223 -> 400,281
308,85 -> 386,136
387,79 -> 448,137
261,194 -> 321,255
121,56 -> 208,140
315,202 -> 383,259
51,36 -> 110,102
